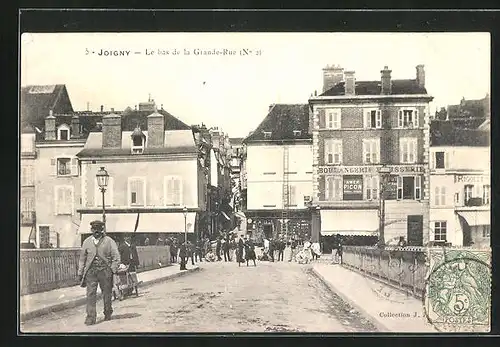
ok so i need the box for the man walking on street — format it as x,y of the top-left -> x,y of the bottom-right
216,236 -> 222,261
277,235 -> 285,261
223,234 -> 231,262
179,241 -> 187,270
77,220 -> 120,325
289,237 -> 297,262
195,238 -> 204,262
187,240 -> 195,266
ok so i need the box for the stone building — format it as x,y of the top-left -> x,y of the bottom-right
309,65 -> 433,250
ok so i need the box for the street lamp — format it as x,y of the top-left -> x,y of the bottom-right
183,206 -> 188,244
96,167 -> 109,230
378,165 -> 391,248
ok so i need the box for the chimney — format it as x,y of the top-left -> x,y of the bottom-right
416,64 -> 425,88
44,110 -> 56,140
100,105 -> 104,112
71,115 -> 80,138
102,112 -> 122,149
147,111 -> 165,148
344,71 -> 355,96
322,64 -> 344,93
381,66 -> 392,95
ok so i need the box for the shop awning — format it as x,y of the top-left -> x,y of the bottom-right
79,213 -> 139,234
20,226 -> 34,243
136,212 -> 196,233
221,211 -> 231,221
457,211 -> 490,226
320,210 -> 379,236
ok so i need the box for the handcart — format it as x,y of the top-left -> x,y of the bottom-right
113,264 -> 141,301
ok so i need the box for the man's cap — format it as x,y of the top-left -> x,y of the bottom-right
90,220 -> 105,228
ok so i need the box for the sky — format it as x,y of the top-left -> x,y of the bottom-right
21,33 -> 490,138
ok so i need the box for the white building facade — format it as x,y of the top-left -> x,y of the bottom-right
430,139 -> 490,248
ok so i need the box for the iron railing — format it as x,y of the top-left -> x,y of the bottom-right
20,246 -> 171,296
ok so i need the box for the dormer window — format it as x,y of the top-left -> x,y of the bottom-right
131,127 -> 146,154
57,124 -> 70,140
293,130 -> 302,137
263,131 -> 272,139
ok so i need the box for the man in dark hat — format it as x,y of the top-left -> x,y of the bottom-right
77,220 -> 120,325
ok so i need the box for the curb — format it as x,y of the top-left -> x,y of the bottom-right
310,266 -> 391,333
20,266 -> 201,322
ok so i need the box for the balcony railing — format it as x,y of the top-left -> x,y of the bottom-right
20,211 -> 36,225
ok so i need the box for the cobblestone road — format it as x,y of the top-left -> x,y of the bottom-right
20,261 -> 378,333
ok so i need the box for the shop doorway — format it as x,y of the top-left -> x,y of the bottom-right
263,224 -> 273,239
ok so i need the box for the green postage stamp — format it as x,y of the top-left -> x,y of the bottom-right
424,248 -> 491,332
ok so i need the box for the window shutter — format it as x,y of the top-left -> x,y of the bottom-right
338,141 -> 343,164
376,110 -> 382,128
71,158 -> 78,176
414,110 -> 419,127
50,158 -> 57,176
441,186 -> 446,206
325,140 -> 331,164
397,176 -> 403,200
289,185 -> 296,205
431,152 -> 436,169
399,139 -> 405,163
335,178 -> 342,200
434,186 -> 440,205
398,110 -> 403,128
444,152 -> 450,169
319,111 -> 326,129
363,111 -> 370,128
409,140 -> 415,163
68,187 -> 74,215
415,176 -> 422,200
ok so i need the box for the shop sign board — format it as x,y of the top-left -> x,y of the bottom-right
343,175 -> 363,200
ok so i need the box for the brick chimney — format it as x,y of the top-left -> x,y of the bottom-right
102,113 -> 122,149
322,64 -> 344,93
416,64 -> 425,88
344,71 -> 355,96
71,115 -> 80,139
147,111 -> 165,148
44,110 -> 56,140
381,66 -> 392,95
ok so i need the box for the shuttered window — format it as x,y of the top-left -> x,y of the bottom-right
51,157 -> 79,176
164,176 -> 183,206
21,164 -> 35,186
325,139 -> 342,164
363,109 -> 382,129
54,185 -> 74,215
399,138 -> 418,164
325,176 -> 342,201
362,139 -> 380,164
128,177 -> 146,206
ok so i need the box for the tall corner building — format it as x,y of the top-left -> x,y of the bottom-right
309,65 -> 433,250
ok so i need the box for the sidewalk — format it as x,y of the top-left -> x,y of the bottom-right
312,264 -> 438,333
20,264 -> 201,322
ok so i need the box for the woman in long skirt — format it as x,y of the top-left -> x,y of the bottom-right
237,235 -> 245,267
244,236 -> 257,267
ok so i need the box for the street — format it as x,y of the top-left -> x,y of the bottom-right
20,261 -> 378,333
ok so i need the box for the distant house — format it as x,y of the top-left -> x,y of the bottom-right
446,94 -> 490,129
20,85 -> 74,135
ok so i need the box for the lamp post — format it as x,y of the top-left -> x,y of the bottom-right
96,167 -> 109,231
378,165 -> 391,248
183,206 -> 188,244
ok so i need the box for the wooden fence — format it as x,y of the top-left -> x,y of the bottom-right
341,246 -> 428,299
20,246 -> 171,296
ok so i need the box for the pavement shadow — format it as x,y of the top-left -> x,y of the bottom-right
97,312 -> 141,323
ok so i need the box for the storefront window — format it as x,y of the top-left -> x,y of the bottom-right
434,221 -> 447,241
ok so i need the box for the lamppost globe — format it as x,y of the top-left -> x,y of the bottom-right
96,167 -> 109,189
95,166 -> 109,230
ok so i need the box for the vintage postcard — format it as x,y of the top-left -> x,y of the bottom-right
19,32 -> 491,333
